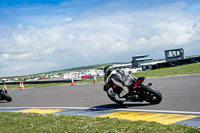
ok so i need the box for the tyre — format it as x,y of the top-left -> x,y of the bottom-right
1,93 -> 12,102
141,85 -> 162,104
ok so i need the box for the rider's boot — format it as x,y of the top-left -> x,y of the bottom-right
108,88 -> 126,101
114,94 -> 126,102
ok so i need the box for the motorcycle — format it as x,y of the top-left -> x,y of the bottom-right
104,77 -> 162,105
0,87 -> 12,102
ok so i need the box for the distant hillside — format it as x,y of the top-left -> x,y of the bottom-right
39,62 -> 130,75
0,62 -> 130,80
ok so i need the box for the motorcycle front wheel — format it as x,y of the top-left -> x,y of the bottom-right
141,85 -> 162,104
1,92 -> 12,102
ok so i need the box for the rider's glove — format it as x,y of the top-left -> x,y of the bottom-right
103,83 -> 110,91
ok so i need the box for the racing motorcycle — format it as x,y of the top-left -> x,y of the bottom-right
104,77 -> 162,105
0,87 -> 12,102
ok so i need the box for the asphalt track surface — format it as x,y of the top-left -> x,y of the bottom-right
1,75 -> 200,127
1,75 -> 200,112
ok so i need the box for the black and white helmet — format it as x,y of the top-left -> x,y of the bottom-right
104,65 -> 113,80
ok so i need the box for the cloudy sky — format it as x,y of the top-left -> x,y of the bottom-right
0,0 -> 200,77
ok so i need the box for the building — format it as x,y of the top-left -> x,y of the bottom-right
140,48 -> 185,70
158,48 -> 200,68
131,55 -> 152,69
165,48 -> 184,62
140,60 -> 166,71
141,48 -> 200,70
112,63 -> 132,69
100,48 -> 199,72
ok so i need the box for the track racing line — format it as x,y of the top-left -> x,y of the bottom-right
0,107 -> 200,128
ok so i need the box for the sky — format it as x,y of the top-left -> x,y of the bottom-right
0,0 -> 200,77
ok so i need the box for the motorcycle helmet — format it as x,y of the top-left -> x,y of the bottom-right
104,65 -> 113,80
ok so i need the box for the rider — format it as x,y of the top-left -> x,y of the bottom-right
103,65 -> 137,102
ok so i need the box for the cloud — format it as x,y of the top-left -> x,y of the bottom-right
61,17 -> 73,23
0,0 -> 200,77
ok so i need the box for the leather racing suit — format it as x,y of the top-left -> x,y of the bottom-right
104,68 -> 136,101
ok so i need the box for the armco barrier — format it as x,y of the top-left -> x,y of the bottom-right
0,76 -> 96,86
0,79 -> 72,85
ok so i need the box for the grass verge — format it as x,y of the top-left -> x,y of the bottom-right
0,112 -> 199,133
133,63 -> 200,78
0,83 -> 70,90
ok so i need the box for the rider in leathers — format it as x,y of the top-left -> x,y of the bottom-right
104,65 -> 137,102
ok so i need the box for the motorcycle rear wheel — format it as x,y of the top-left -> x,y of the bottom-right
141,85 -> 162,104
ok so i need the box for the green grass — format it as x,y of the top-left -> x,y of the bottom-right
0,112 -> 199,133
133,63 -> 200,78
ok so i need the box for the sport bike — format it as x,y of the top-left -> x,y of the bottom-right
104,77 -> 162,105
0,87 -> 12,102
